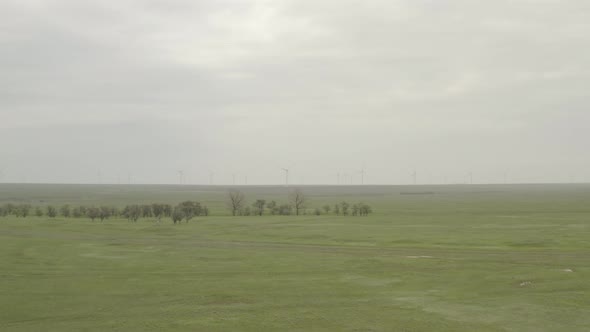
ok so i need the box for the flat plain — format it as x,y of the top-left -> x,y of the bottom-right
1,183 -> 589,331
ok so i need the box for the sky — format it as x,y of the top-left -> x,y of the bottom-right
1,0 -> 589,185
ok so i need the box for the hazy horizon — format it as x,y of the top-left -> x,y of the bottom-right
2,0 -> 589,185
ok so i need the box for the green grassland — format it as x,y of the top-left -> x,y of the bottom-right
1,184 -> 589,331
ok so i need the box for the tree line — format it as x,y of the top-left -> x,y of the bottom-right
0,189 -> 372,222
226,189 -> 372,217
0,201 -> 209,224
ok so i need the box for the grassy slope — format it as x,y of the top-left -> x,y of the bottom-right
0,184 -> 589,331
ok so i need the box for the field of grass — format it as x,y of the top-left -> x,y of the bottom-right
1,183 -> 589,331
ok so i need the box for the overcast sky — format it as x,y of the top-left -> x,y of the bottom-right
1,0 -> 589,185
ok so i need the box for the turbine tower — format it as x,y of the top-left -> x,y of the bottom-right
209,171 -> 214,185
281,168 -> 289,186
178,170 -> 184,185
358,166 -> 366,185
412,170 -> 417,185
279,162 -> 295,186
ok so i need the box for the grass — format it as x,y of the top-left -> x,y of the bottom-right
1,183 -> 589,331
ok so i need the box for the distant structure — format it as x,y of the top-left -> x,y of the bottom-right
178,170 -> 185,185
281,168 -> 290,186
358,166 -> 366,185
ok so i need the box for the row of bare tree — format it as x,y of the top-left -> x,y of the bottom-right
226,189 -> 372,217
0,189 -> 372,221
0,202 -> 209,223
227,189 -> 307,216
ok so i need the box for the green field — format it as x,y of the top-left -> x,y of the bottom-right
1,184 -> 589,331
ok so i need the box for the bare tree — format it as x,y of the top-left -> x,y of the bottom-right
162,204 -> 172,218
152,203 -> 164,222
360,203 -> 372,216
99,206 -> 112,222
352,203 -> 360,216
122,205 -> 141,222
60,204 -> 71,218
141,205 -> 153,218
322,204 -> 331,214
340,201 -> 350,216
177,201 -> 201,222
227,190 -> 246,216
35,207 -> 43,217
18,204 -> 31,218
47,205 -> 58,218
267,200 -> 278,215
86,207 -> 100,222
152,203 -> 172,222
171,207 -> 184,224
289,189 -> 307,216
252,199 -> 266,216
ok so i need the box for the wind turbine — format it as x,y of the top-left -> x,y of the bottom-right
280,163 -> 296,186
358,166 -> 366,185
178,170 -> 184,185
281,168 -> 290,186
337,172 -> 340,185
209,170 -> 214,185
412,170 -> 417,185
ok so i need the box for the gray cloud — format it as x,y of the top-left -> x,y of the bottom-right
1,0 -> 589,184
